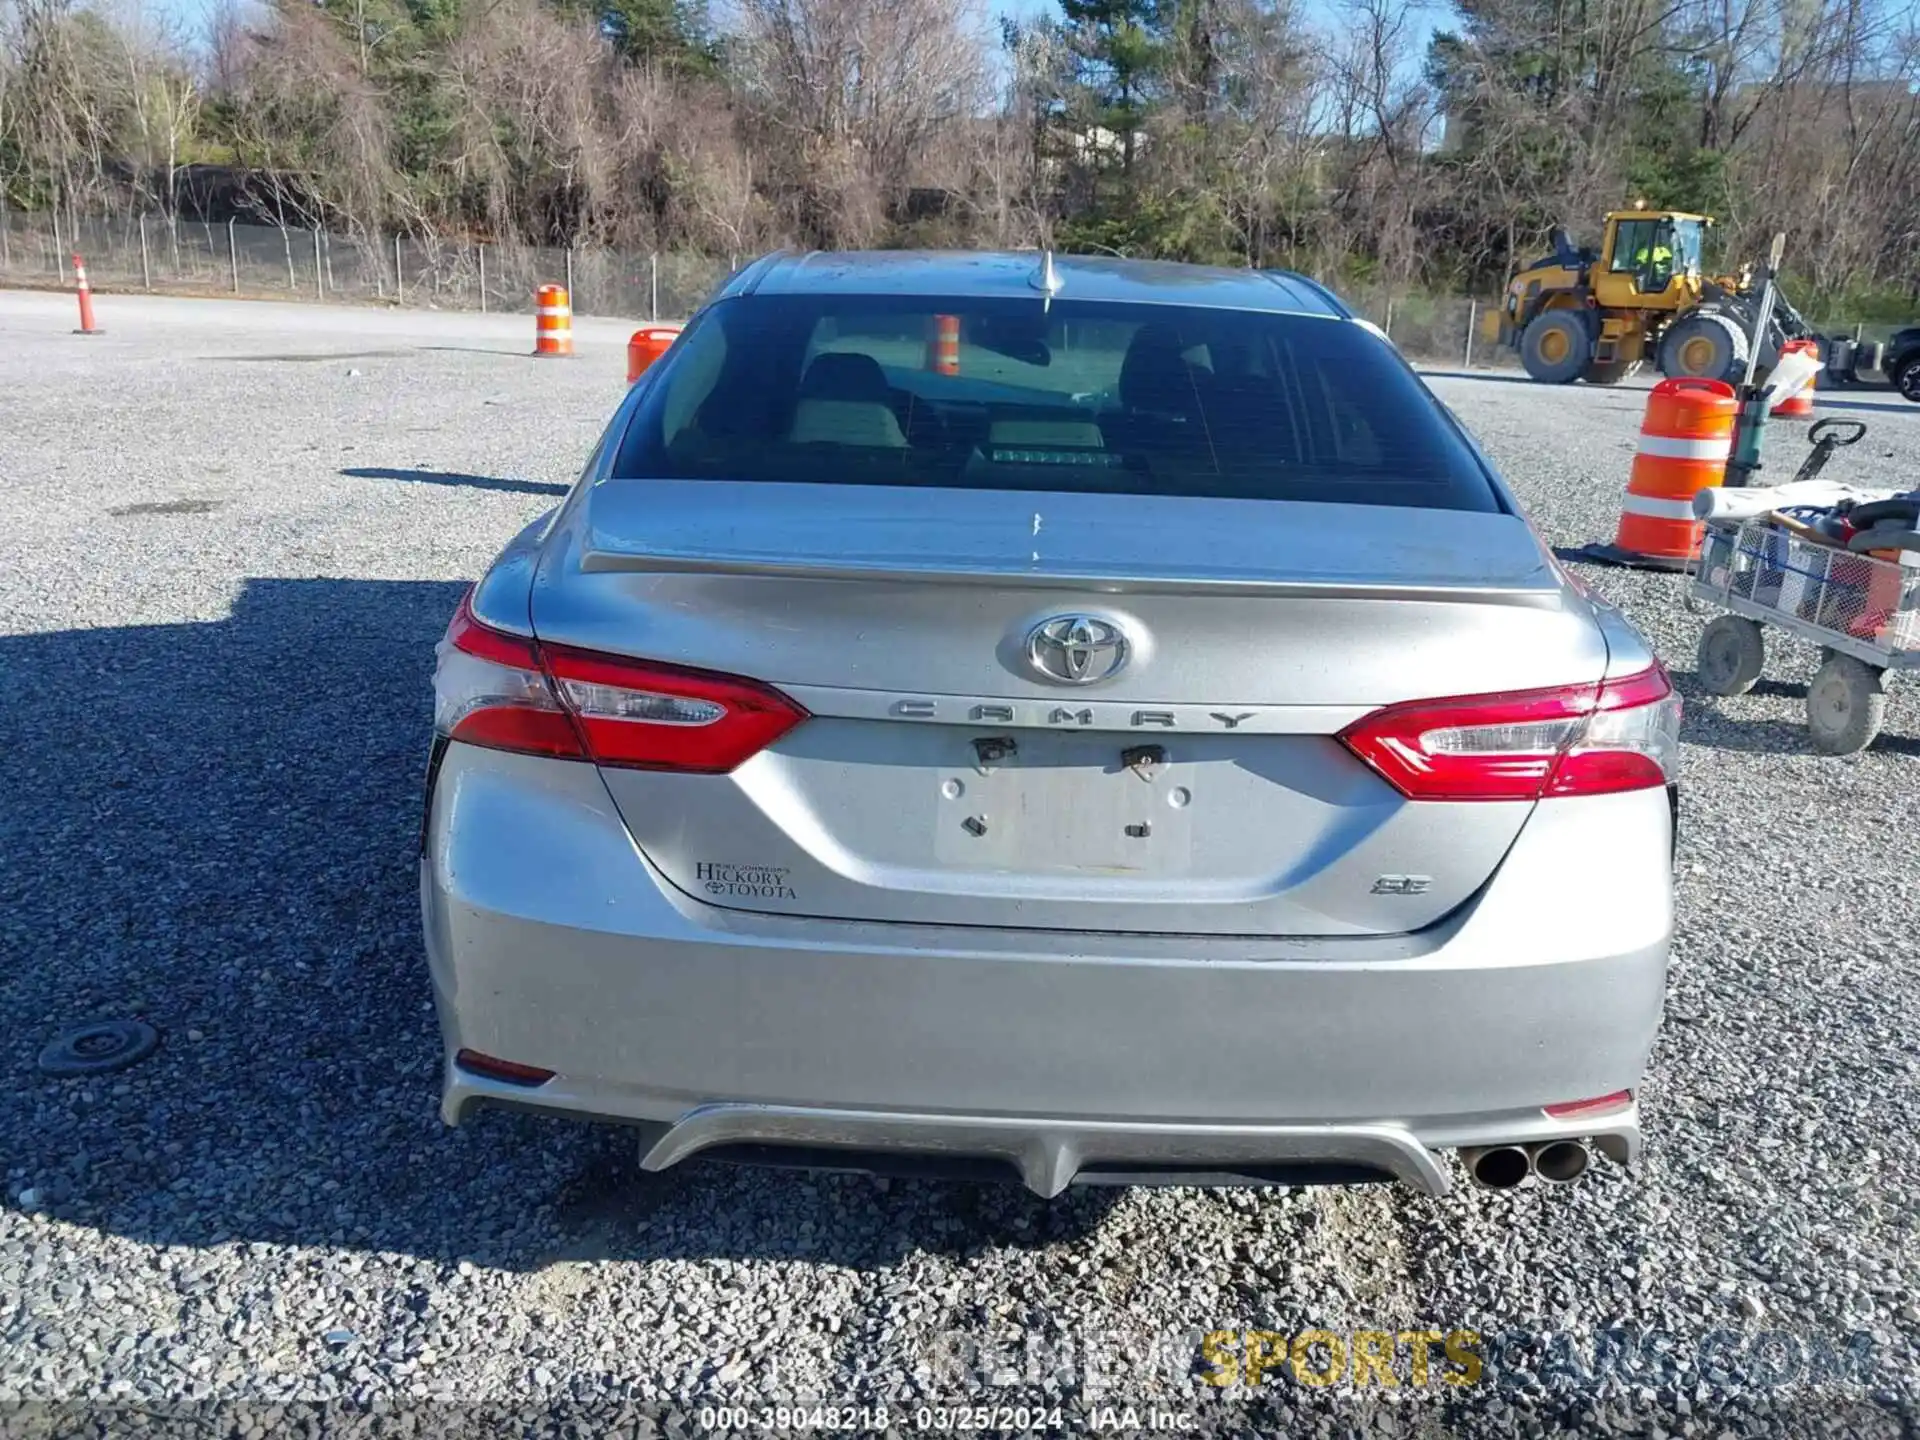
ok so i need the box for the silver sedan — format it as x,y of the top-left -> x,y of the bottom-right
422,251 -> 1678,1196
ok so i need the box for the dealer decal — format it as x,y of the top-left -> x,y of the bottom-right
696,861 -> 798,900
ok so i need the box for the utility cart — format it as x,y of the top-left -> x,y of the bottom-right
1690,515 -> 1920,754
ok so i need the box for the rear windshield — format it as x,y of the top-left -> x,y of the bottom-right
611,294 -> 1502,512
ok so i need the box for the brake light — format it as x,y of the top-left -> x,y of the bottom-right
1338,664 -> 1680,801
432,592 -> 806,772
543,644 -> 809,772
435,600 -> 584,760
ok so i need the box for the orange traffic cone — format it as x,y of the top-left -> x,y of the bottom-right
72,254 -> 104,335
1579,378 -> 1736,570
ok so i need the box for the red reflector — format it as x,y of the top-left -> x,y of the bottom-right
455,1049 -> 555,1086
1544,1090 -> 1632,1119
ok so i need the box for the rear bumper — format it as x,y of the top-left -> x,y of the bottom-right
422,747 -> 1671,1196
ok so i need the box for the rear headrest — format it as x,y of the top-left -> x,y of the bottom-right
789,400 -> 907,448
1119,324 -> 1202,416
800,351 -> 892,404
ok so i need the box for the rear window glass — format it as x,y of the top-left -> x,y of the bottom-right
611,294 -> 1501,512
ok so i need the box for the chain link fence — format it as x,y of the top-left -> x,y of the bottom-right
0,207 -> 735,321
1347,288 -> 1505,368
2,207 -> 1898,367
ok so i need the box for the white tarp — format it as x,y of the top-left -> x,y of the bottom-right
1694,479 -> 1900,521
1763,347 -> 1824,402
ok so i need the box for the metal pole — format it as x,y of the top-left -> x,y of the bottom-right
478,244 -> 487,313
650,252 -> 658,321
565,247 -> 574,307
395,234 -> 403,303
51,206 -> 62,274
1382,298 -> 1394,340
1740,233 -> 1787,391
140,213 -> 151,290
1463,300 -> 1476,368
228,218 -> 239,293
313,228 -> 323,298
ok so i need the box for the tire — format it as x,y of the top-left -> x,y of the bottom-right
1846,498 -> 1920,528
1520,311 -> 1590,384
1848,527 -> 1920,555
1697,615 -> 1766,696
1893,355 -> 1920,404
1806,654 -> 1887,755
1660,312 -> 1749,382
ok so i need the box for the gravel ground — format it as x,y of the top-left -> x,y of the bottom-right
3,289 -> 1919,1437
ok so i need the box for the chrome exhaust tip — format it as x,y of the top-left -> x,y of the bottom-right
1529,1139 -> 1591,1184
1463,1145 -> 1530,1190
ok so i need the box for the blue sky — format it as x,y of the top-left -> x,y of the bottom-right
149,0 -> 1445,73
145,0 -> 1060,42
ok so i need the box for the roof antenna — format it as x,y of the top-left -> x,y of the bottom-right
1030,249 -> 1062,306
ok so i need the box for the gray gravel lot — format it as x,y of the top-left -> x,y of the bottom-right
3,289 -> 1918,1437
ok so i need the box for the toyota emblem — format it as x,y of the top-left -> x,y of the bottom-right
1024,614 -> 1131,685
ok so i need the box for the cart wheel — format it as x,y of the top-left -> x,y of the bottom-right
1806,655 -> 1887,755
1697,615 -> 1766,696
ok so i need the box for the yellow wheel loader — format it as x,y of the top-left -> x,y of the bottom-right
1498,209 -> 1811,385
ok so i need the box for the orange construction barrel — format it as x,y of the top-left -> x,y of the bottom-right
534,285 -> 572,358
1588,377 -> 1737,570
627,323 -> 683,383
1770,337 -> 1819,417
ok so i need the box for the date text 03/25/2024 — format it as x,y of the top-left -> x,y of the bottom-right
694,1405 -> 1195,1432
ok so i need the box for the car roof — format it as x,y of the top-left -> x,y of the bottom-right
715,250 -> 1349,319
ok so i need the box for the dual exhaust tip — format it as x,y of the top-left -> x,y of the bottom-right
1463,1140 -> 1591,1189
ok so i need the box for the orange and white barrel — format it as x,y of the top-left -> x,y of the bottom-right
925,314 -> 960,376
1770,337 -> 1818,417
1606,377 -> 1737,567
534,285 -> 572,358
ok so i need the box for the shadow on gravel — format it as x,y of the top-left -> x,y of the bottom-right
1669,671 -> 1920,755
542,1135 -> 1127,1269
1415,368 -> 1542,386
1793,393 -> 1906,416
1680,709 -> 1920,757
342,465 -> 569,497
1667,669 -> 1807,703
1,577 -> 1119,1273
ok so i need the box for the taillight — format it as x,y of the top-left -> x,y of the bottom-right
435,600 -> 584,760
543,645 -> 808,773
432,592 -> 806,772
1338,664 -> 1680,802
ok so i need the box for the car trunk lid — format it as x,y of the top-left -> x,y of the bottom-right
531,481 -> 1605,937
